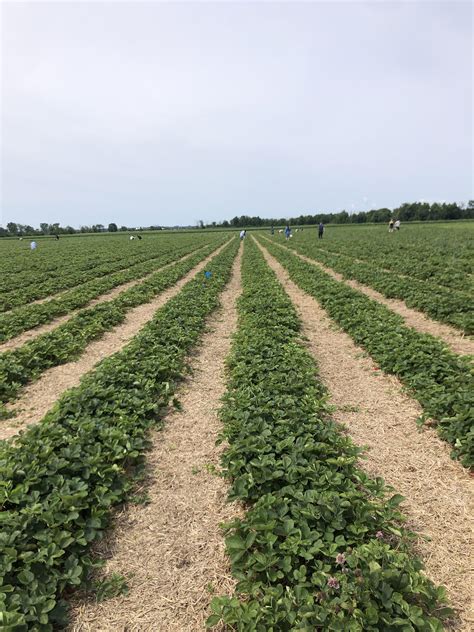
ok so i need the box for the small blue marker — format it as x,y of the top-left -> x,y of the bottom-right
204,271 -> 212,279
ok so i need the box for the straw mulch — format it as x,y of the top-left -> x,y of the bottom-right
0,251 -> 199,354
1,242 -> 230,443
258,240 -> 474,631
265,237 -> 473,357
69,246 -> 243,631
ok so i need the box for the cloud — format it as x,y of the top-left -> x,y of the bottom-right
1,0 -> 472,226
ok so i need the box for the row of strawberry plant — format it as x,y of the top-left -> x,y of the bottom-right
323,246 -> 470,294
1,245 -> 168,311
208,238 -> 448,631
0,233 -> 217,310
259,238 -> 474,469
0,234 -> 161,286
0,241 -> 224,411
1,238 -> 141,292
0,238 -> 240,630
300,223 -> 472,291
303,234 -> 470,292
0,241 -> 208,342
284,237 -> 473,334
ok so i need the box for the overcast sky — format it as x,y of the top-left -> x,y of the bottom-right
1,1 -> 472,227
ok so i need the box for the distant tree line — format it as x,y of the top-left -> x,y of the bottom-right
1,201 -> 473,237
208,200 -> 474,229
0,222 -> 165,237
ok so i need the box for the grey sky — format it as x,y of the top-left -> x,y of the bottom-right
1,1 -> 472,227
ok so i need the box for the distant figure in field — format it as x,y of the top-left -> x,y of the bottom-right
239,229 -> 246,240
129,235 -> 135,240
389,219 -> 394,233
394,219 -> 401,231
285,225 -> 291,240
271,225 -> 274,235
30,241 -> 37,251
54,234 -> 59,240
318,222 -> 324,239
137,234 -> 142,240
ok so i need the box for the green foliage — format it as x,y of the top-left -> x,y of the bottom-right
208,239 -> 449,630
0,239 -> 239,629
0,241 -> 207,342
285,226 -> 473,333
128,492 -> 151,505
0,240 -> 228,407
0,231 -> 220,311
92,573 -> 128,602
210,203 -> 474,228
260,237 -> 474,468
0,238 -> 168,310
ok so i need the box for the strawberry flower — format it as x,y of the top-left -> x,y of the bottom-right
327,577 -> 340,589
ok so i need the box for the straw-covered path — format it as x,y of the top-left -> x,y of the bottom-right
0,250 -> 203,353
0,241 -> 231,442
262,237 -> 473,357
256,239 -> 473,630
69,245 -> 243,631
317,245 -> 473,298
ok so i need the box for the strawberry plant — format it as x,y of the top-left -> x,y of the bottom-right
0,241 -> 227,407
259,237 -> 474,468
284,234 -> 473,334
0,241 -> 210,342
0,238 -> 239,629
0,232 -> 219,311
208,239 -> 449,631
288,223 -> 472,292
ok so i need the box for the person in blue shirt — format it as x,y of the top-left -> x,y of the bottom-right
318,222 -> 324,239
285,225 -> 291,240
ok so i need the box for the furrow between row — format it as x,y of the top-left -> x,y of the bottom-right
0,249 -> 202,353
263,237 -> 473,356
256,238 -> 473,626
1,241 -> 232,441
69,244 -> 243,631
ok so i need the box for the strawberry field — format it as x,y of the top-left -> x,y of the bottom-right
284,222 -> 473,334
0,225 -> 472,631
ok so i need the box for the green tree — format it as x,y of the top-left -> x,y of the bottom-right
108,223 -> 118,232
